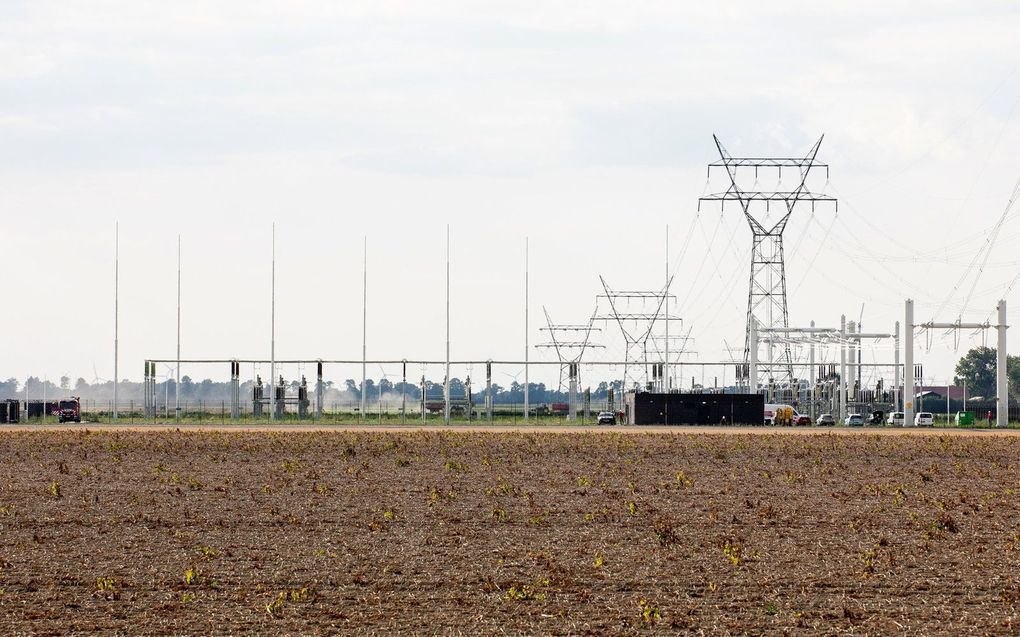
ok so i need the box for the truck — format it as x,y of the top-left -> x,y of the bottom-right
57,397 -> 81,423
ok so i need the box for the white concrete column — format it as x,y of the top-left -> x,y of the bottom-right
809,320 -> 816,421
904,300 -> 914,427
997,300 -> 1008,428
839,315 -> 847,422
749,319 -> 758,395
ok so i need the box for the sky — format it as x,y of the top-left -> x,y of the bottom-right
4,0 -> 1020,391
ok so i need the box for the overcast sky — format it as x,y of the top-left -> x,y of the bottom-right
4,1 -> 1020,390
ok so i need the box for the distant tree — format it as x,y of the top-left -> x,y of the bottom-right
59,376 -> 70,391
1008,356 -> 1020,403
75,378 -> 88,392
0,377 -> 18,398
448,378 -> 465,399
955,347 -> 997,397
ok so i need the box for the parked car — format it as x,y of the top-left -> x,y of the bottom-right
795,415 -> 812,426
887,411 -> 905,426
596,411 -> 616,425
914,412 -> 934,427
844,414 -> 864,426
817,413 -> 836,426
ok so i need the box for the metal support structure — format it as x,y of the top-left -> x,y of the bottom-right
315,361 -> 324,419
596,277 -> 684,391
269,225 -> 276,421
536,306 -> 603,393
230,360 -> 241,419
176,234 -> 182,422
113,222 -> 119,420
998,300 -> 1008,428
749,318 -> 758,394
524,237 -> 529,422
809,320 -> 815,420
485,360 -> 493,423
894,321 -> 901,412
362,236 -> 368,422
839,315 -> 847,421
699,135 -> 836,390
445,226 -> 451,425
401,360 -> 407,424
906,299 -> 1007,427
904,300 -> 915,427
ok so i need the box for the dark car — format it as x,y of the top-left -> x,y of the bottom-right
817,413 -> 835,426
597,411 -> 616,425
795,415 -> 811,426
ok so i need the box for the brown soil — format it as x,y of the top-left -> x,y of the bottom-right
1,430 -> 1019,635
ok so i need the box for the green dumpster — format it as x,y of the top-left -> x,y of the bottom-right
955,411 -> 975,426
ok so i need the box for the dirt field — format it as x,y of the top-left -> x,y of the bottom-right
2,430 -> 1020,635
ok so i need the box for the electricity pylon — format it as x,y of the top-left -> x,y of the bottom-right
699,135 -> 836,390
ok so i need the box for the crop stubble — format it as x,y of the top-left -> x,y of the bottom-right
0,430 -> 1019,635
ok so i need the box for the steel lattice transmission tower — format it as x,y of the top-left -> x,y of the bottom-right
536,307 -> 603,420
595,276 -> 683,391
699,135 -> 836,390
535,306 -> 603,392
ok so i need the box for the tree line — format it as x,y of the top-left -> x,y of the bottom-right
0,375 -> 626,404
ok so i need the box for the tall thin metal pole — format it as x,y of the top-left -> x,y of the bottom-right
444,225 -> 451,424
114,222 -> 119,420
175,234 -> 181,421
664,224 -> 669,393
894,321 -> 901,412
270,223 -> 276,421
361,236 -> 368,422
524,237 -> 529,421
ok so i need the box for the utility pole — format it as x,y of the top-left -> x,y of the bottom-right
524,237 -> 529,422
444,225 -> 451,425
114,222 -> 119,420
664,224 -> 670,392
175,234 -> 181,422
270,224 -> 276,421
361,236 -> 367,422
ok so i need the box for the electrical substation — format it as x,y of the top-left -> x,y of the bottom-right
129,135 -> 1016,427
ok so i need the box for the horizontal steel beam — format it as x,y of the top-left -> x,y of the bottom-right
145,358 -> 906,369
700,191 -> 836,202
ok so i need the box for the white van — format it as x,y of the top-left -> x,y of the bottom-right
764,404 -> 798,426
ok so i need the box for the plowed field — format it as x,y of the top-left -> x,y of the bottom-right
1,430 -> 1019,635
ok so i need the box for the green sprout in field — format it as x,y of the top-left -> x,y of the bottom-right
503,580 -> 548,602
266,586 -> 317,618
638,599 -> 662,625
723,540 -> 743,566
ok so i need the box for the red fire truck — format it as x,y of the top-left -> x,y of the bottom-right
57,397 -> 81,423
